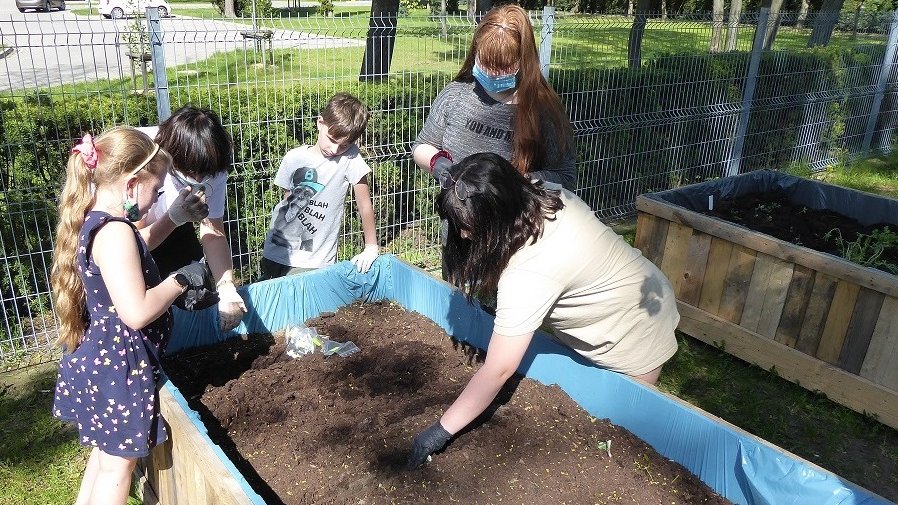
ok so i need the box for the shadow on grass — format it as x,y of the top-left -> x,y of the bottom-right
0,364 -> 78,464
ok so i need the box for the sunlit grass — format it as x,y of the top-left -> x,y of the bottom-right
0,365 -> 90,505
821,149 -> 898,198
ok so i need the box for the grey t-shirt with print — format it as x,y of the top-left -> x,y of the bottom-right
262,145 -> 371,269
413,80 -> 577,190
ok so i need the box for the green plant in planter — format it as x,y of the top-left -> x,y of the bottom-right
824,227 -> 898,274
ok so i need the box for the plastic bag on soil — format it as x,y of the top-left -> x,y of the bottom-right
285,325 -> 322,358
285,324 -> 359,358
321,339 -> 360,357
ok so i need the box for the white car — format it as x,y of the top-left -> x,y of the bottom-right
99,0 -> 172,19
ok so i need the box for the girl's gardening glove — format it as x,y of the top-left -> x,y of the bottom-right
217,280 -> 247,331
173,261 -> 219,311
350,244 -> 379,273
406,421 -> 452,470
168,187 -> 209,226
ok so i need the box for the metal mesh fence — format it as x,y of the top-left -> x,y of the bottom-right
1,7 -> 897,369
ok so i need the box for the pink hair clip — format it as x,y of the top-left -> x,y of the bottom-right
72,133 -> 98,170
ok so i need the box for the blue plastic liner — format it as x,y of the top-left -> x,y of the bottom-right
164,254 -> 894,505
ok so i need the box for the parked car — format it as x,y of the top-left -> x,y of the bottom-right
16,0 -> 65,12
98,0 -> 172,19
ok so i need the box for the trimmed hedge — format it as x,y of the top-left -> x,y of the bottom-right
0,43 -> 887,350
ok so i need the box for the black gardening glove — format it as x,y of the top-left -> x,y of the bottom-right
406,421 -> 452,470
173,260 -> 219,311
432,155 -> 453,187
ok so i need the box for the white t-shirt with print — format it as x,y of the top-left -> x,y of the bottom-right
262,145 -> 371,269
492,188 -> 680,376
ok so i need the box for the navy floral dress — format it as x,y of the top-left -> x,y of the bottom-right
53,211 -> 172,458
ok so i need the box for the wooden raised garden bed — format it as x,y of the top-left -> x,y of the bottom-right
635,169 -> 898,431
135,256 -> 892,504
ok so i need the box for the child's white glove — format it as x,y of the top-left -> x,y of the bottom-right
350,244 -> 379,273
168,187 -> 208,226
217,280 -> 247,331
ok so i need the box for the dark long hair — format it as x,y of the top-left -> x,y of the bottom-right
455,4 -> 572,176
438,152 -> 564,302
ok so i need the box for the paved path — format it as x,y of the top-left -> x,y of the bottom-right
0,0 -> 368,91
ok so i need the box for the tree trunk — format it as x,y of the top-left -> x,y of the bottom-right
359,0 -> 400,81
796,0 -> 809,29
628,0 -> 634,17
627,0 -> 656,68
725,0 -> 743,52
763,0 -> 784,49
661,0 -> 667,20
710,0 -> 725,53
808,0 -> 846,47
224,0 -> 236,17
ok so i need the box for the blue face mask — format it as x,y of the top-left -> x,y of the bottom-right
472,63 -> 517,95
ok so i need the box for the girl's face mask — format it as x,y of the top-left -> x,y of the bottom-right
472,62 -> 517,95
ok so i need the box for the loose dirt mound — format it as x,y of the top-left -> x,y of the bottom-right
163,301 -> 730,505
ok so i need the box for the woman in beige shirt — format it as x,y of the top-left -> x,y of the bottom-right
407,152 -> 680,470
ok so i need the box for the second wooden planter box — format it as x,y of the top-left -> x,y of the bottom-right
635,170 -> 898,431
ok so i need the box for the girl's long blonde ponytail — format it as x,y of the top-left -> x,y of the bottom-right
50,155 -> 95,352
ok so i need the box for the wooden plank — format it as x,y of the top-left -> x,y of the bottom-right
660,222 -> 694,295
717,245 -> 757,324
740,251 -> 776,333
676,301 -> 898,432
636,195 -> 898,298
860,296 -> 898,390
816,281 -> 860,365
774,265 -> 816,349
634,213 -> 652,253
635,212 -> 670,267
697,237 -> 734,315
838,288 -> 885,375
678,231 -> 713,305
152,386 -> 257,505
756,256 -> 794,340
794,272 -> 837,356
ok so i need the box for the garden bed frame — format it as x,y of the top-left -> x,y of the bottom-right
635,173 -> 898,432
135,256 -> 892,505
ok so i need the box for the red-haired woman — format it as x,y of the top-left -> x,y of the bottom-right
412,4 -> 577,190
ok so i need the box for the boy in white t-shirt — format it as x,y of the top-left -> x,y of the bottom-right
260,93 -> 379,279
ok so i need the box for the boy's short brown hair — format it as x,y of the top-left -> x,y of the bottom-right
319,92 -> 369,143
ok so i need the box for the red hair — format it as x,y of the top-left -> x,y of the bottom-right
456,4 -> 572,175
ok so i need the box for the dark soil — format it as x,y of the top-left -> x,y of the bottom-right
702,191 -> 898,274
163,301 -> 731,505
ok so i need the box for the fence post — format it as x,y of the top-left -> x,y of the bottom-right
147,8 -> 172,122
539,6 -> 555,81
862,10 -> 898,153
726,8 -> 769,177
